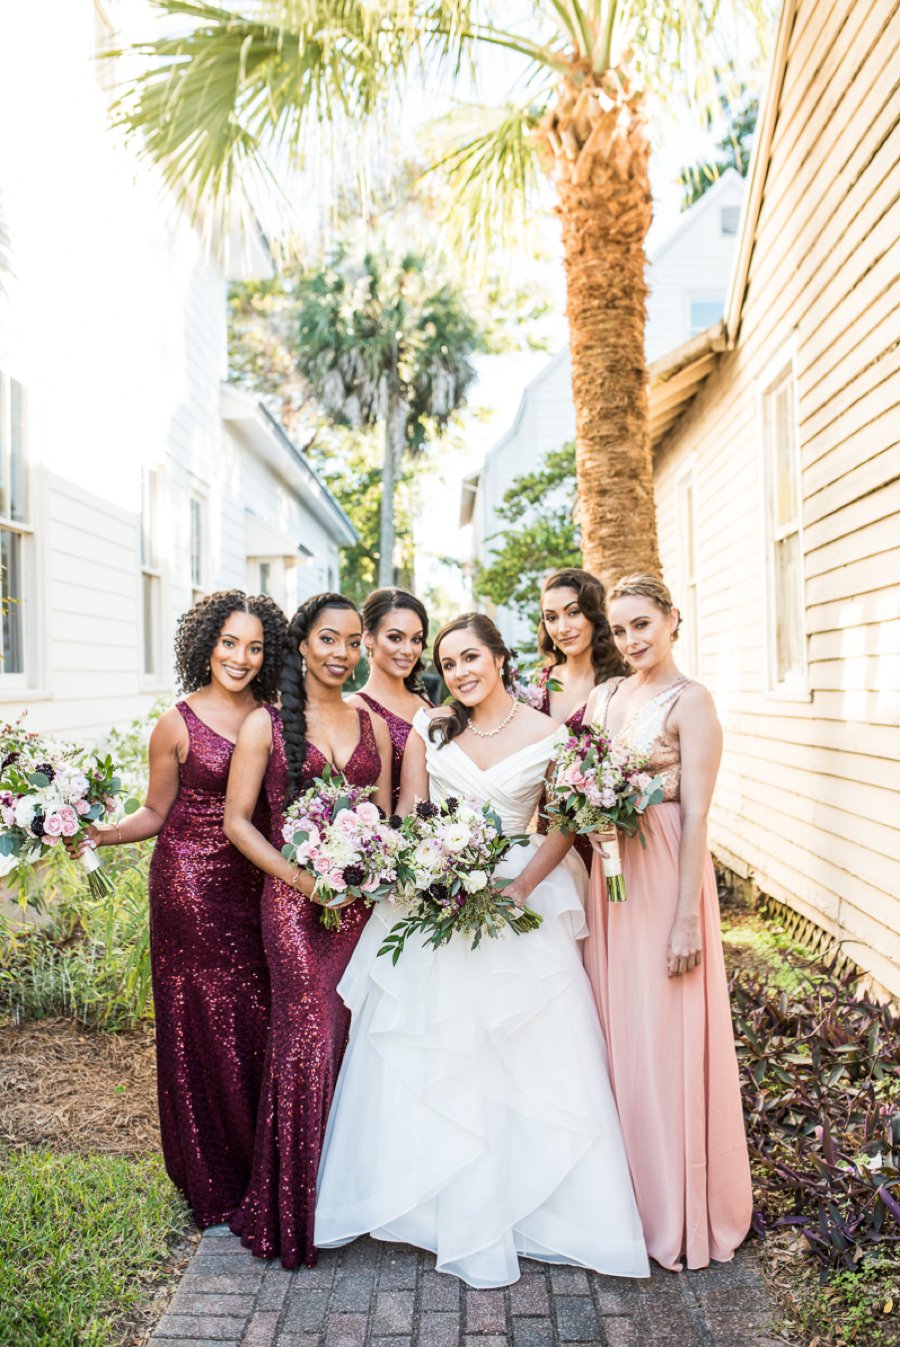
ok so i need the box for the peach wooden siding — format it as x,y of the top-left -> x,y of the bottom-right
652,0 -> 900,998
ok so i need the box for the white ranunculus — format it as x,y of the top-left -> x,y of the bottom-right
461,869 -> 488,894
14,797 -> 36,830
323,832 -> 356,866
413,839 -> 441,870
441,823 -> 471,853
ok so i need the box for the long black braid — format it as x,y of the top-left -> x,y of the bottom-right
281,592 -> 360,797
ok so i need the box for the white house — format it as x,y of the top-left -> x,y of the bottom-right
463,170 -> 747,646
0,0 -> 355,740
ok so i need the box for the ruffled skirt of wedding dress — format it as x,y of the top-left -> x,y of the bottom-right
315,838 -> 650,1287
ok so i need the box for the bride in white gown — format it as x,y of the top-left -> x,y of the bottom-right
315,613 -> 649,1288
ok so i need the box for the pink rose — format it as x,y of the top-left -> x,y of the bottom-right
75,799 -> 91,815
43,813 -> 64,837
327,870 -> 348,892
355,801 -> 380,826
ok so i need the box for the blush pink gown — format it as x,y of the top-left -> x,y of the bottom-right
583,678 -> 752,1272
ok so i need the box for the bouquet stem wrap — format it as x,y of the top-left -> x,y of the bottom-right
78,846 -> 114,898
597,830 -> 627,903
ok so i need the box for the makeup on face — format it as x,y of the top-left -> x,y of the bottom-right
438,634 -> 504,706
303,612 -> 364,687
608,598 -> 677,671
542,586 -> 593,658
209,611 -> 265,691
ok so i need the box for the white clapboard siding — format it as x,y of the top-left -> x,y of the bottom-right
652,0 -> 900,999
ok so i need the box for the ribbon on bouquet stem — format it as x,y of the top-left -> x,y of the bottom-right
595,829 -> 627,903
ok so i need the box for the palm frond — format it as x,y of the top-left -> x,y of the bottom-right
421,97 -> 550,263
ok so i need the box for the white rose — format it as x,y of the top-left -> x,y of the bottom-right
413,839 -> 441,870
442,823 -> 471,853
323,832 -> 356,866
461,869 -> 488,894
14,797 -> 36,830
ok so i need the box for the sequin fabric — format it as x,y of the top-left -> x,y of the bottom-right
356,691 -> 431,809
534,668 -> 593,869
148,701 -> 271,1228
594,677 -> 691,801
230,704 -> 381,1269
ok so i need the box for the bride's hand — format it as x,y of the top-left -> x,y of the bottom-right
666,914 -> 702,978
500,878 -> 529,910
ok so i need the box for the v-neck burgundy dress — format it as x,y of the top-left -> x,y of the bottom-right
148,700 -> 270,1228
356,691 -> 432,810
230,704 -> 381,1268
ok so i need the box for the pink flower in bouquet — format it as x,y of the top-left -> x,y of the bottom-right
75,798 -> 91,815
103,794 -> 119,813
43,813 -> 64,837
355,801 -> 380,826
327,869 -> 348,892
58,805 -> 79,837
635,772 -> 653,792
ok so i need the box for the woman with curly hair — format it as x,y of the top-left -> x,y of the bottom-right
84,590 -> 288,1228
347,587 -> 433,808
534,568 -> 626,868
223,592 -> 392,1269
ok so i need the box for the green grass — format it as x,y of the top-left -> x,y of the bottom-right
0,1149 -> 189,1347
789,1254 -> 900,1346
721,909 -> 824,993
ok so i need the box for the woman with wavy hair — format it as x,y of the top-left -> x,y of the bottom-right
224,592 -> 391,1269
315,612 -> 648,1288
347,587 -> 433,808
83,590 -> 288,1228
534,568 -> 625,867
582,575 -> 751,1271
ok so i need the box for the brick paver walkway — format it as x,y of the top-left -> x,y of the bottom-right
149,1226 -> 781,1346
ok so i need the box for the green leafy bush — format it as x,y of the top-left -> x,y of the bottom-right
0,1148 -> 188,1347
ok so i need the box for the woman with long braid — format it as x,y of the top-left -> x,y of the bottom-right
224,593 -> 392,1269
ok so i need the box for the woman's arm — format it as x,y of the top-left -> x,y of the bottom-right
666,684 -> 722,978
223,708 -> 314,897
90,707 -> 186,846
369,714 -> 394,817
397,729 -> 429,817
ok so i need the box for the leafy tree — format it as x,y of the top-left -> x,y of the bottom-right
679,89 -> 759,208
116,0 -> 770,585
474,442 -> 581,623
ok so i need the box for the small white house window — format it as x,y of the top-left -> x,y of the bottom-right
258,560 -> 271,595
141,468 -> 162,679
189,495 -> 205,603
689,296 -> 725,336
761,359 -> 807,695
0,372 -> 30,683
677,470 -> 699,675
720,205 -> 741,235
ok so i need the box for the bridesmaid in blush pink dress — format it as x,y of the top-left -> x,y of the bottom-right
347,587 -> 433,810
224,593 -> 392,1269
582,574 -> 752,1272
533,568 -> 626,870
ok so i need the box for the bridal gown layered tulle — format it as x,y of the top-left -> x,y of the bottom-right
315,710 -> 649,1288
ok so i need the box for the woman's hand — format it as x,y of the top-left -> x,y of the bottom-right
587,831 -> 613,858
63,823 -> 107,859
500,878 -> 529,910
666,913 -> 702,977
311,892 -> 357,911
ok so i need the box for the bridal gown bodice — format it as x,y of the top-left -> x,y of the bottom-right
315,710 -> 649,1288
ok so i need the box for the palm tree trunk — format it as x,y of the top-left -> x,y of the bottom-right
541,70 -> 661,589
378,372 -> 406,588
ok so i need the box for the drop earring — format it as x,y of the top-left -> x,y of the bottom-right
301,657 -> 308,678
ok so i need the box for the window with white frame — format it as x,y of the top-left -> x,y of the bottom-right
720,205 -> 741,236
677,470 -> 699,675
688,296 -> 725,337
189,495 -> 205,604
0,371 -> 30,683
140,469 -> 162,679
761,360 -> 807,693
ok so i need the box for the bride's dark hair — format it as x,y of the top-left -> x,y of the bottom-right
362,587 -> 430,694
428,613 -> 513,746
281,592 -> 361,796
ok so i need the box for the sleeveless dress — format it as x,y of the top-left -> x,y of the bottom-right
230,705 -> 382,1269
356,691 -> 431,811
315,709 -> 649,1288
148,701 -> 270,1228
533,667 -> 594,870
583,679 -> 753,1271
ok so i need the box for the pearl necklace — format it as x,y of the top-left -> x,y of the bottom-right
467,697 -> 519,738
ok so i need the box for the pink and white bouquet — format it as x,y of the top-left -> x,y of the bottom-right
546,726 -> 664,901
378,796 -> 538,961
0,722 -> 135,898
507,648 -> 559,710
281,765 -> 401,929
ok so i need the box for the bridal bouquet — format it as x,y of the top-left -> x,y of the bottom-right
378,796 -> 538,962
281,766 -> 401,929
507,649 -> 560,710
546,727 -> 664,902
0,722 -> 136,898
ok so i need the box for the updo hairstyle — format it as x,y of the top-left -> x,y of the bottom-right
428,613 -> 512,746
362,587 -> 430,694
281,592 -> 361,795
173,589 -> 288,701
537,567 -> 626,681
608,573 -> 682,640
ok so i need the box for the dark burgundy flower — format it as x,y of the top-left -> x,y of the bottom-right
427,881 -> 449,903
388,814 -> 403,830
1,751 -> 19,771
342,864 -> 365,887
416,801 -> 439,819
33,762 -> 55,782
445,796 -> 460,812
31,812 -> 46,837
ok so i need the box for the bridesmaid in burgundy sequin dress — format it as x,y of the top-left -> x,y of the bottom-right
225,593 -> 392,1268
347,588 -> 433,809
534,569 -> 626,870
84,591 -> 288,1227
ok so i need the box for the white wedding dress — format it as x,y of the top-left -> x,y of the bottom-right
315,710 -> 649,1287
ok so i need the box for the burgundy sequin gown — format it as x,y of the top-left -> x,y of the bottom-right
534,667 -> 594,870
148,701 -> 271,1228
230,704 -> 381,1268
357,691 -> 431,810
